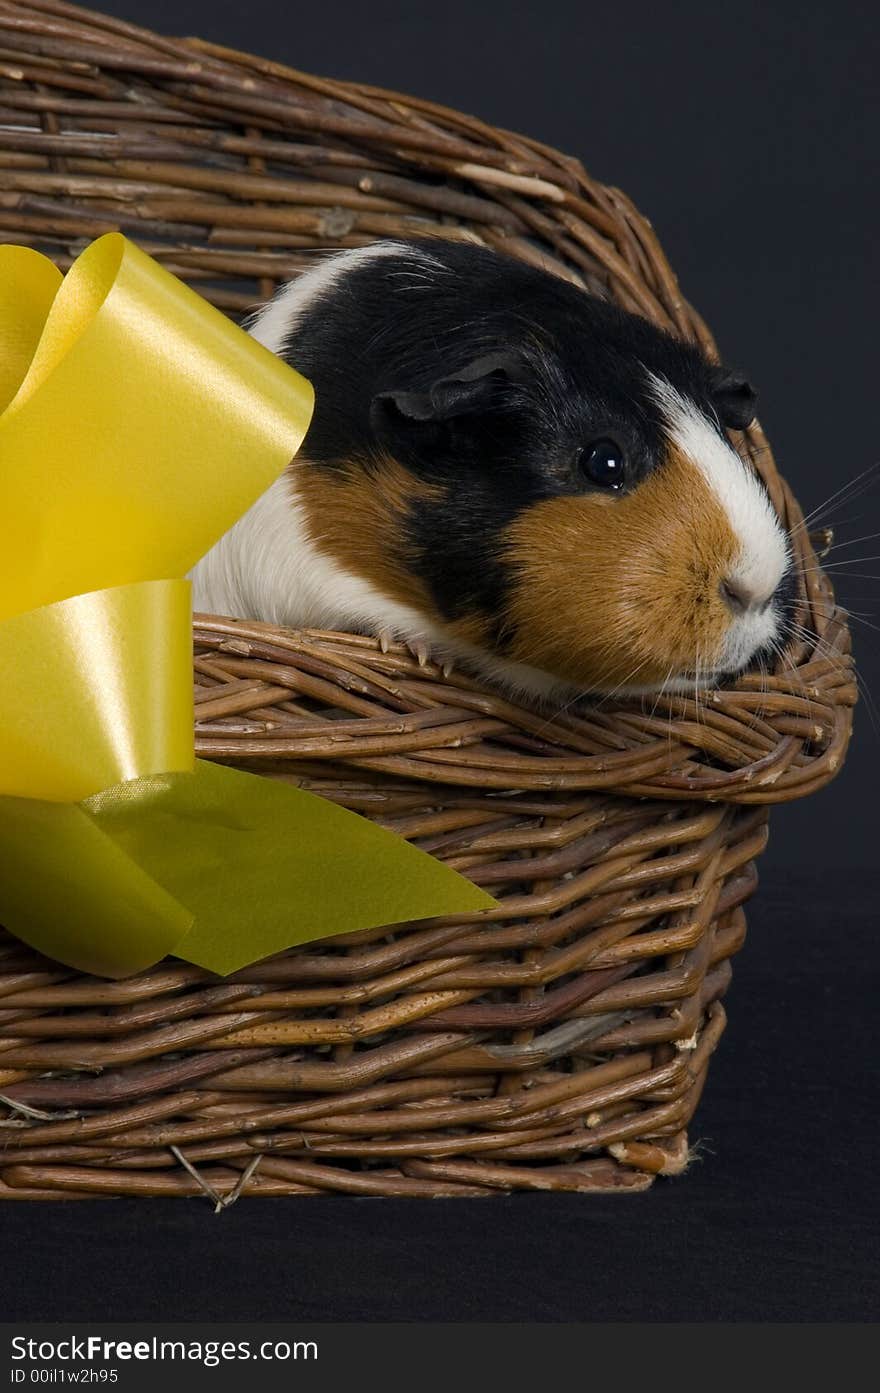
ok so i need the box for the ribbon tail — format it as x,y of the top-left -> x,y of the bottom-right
0,794 -> 193,979
85,760 -> 496,977
0,761 -> 495,979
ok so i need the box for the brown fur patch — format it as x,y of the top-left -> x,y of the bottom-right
501,444 -> 739,690
294,453 -> 436,613
294,453 -> 492,643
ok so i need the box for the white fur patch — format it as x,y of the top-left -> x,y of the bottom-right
191,242 -> 432,625
648,372 -> 790,671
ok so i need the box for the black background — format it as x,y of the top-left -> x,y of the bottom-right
2,0 -> 878,1325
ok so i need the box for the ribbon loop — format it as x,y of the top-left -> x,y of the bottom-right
0,235 -> 494,978
0,579 -> 193,804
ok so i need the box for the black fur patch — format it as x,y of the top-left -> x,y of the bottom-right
278,240 -> 748,639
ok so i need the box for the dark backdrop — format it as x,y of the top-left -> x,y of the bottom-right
3,0 -> 878,1326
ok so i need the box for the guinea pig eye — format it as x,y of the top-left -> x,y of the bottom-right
578,439 -> 626,489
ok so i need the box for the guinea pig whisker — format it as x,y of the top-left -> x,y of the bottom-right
784,620 -> 831,652
693,654 -> 710,724
757,653 -> 769,708
813,571 -> 880,582
825,609 -> 880,633
777,641 -> 829,730
798,459 -> 880,523
802,588 -> 879,627
793,459 -> 880,534
819,530 -> 880,554
792,555 -> 880,585
784,621 -> 876,730
765,630 -> 837,732
532,687 -> 593,737
810,554 -> 880,568
788,620 -> 864,666
592,658 -> 653,710
811,592 -> 877,609
647,664 -> 676,721
793,543 -> 880,570
799,632 -> 879,734
767,636 -> 796,691
741,645 -> 775,738
813,511 -> 876,535
840,656 -> 879,733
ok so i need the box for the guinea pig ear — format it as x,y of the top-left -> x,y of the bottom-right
710,366 -> 758,430
371,351 -> 527,427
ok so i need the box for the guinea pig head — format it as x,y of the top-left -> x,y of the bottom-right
362,354 -> 787,698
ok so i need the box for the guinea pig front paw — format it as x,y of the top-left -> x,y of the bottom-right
376,627 -> 455,678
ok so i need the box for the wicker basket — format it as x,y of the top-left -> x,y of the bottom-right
0,0 -> 855,1200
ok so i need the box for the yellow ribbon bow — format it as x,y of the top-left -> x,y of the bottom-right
0,234 -> 493,978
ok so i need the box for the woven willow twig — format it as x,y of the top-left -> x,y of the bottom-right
0,0 -> 854,1197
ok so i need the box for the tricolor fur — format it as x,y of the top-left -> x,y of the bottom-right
191,240 -> 793,701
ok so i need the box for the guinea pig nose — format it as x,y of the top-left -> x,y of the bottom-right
719,577 -> 771,615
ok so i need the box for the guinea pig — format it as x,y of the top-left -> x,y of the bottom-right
190,238 -> 793,704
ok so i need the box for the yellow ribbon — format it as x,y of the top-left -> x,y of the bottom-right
0,234 -> 494,978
